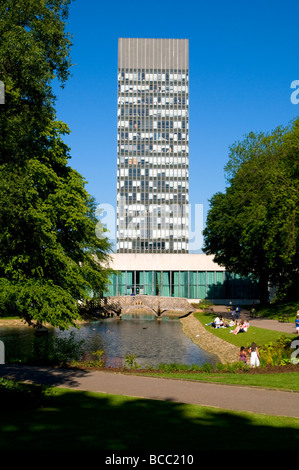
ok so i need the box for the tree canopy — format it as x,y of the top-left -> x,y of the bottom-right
0,0 -> 113,328
203,119 -> 299,303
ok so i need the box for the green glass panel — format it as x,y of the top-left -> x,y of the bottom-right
162,271 -> 170,296
143,271 -> 153,295
180,271 -> 188,285
173,272 -> 180,296
144,284 -> 153,295
180,283 -> 188,298
189,271 -> 197,285
154,271 -> 161,295
198,285 -> 206,298
206,271 -> 215,286
139,271 -> 144,284
144,271 -> 153,285
197,271 -> 206,285
189,284 -> 197,298
118,284 -> 126,296
216,271 -> 224,283
110,284 -> 117,296
126,271 -> 133,284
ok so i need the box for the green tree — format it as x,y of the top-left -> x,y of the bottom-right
203,119 -> 299,303
0,0 -> 73,163
0,0 -> 113,328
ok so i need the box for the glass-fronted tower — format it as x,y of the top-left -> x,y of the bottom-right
117,38 -> 189,253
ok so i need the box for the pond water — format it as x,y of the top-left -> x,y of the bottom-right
0,315 -> 218,368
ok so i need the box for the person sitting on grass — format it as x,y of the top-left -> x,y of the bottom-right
230,320 -> 240,334
221,317 -> 230,328
206,316 -> 230,328
230,320 -> 249,334
206,316 -> 222,328
240,319 -> 250,332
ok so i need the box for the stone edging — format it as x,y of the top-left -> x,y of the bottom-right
180,312 -> 239,364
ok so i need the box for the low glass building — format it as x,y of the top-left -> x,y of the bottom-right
105,254 -> 259,304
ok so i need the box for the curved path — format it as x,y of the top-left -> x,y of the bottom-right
0,364 -> 298,419
0,311 -> 298,419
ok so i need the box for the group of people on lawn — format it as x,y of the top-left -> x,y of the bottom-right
207,308 -> 299,368
206,315 -> 260,366
207,315 -> 250,335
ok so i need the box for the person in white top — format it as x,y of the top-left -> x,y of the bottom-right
248,342 -> 260,367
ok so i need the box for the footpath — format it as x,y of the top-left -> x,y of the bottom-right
0,363 -> 298,418
0,311 -> 298,419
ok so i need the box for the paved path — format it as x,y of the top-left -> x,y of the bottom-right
0,312 -> 298,420
1,364 -> 298,419
249,317 -> 296,334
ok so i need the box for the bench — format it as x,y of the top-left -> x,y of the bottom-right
278,312 -> 291,323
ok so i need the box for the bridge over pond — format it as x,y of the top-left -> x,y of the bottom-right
83,295 -> 196,319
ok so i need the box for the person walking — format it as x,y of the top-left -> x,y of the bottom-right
248,342 -> 260,367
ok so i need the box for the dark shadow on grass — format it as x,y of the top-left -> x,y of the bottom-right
0,383 -> 298,452
0,364 -> 90,388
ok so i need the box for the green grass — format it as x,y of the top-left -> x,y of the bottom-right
256,301 -> 299,321
0,386 -> 298,451
195,312 -> 295,349
135,371 -> 299,390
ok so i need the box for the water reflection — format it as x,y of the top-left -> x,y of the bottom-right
0,326 -> 39,363
0,316 -> 217,368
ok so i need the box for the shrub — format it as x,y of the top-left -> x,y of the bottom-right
201,362 -> 213,373
259,336 -> 294,366
157,363 -> 203,372
125,353 -> 141,369
216,362 -> 249,373
79,350 -> 105,368
191,300 -> 213,310
27,332 -> 85,366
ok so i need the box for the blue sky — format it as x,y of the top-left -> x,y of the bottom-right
54,0 -> 299,249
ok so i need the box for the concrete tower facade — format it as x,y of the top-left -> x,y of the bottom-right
117,38 -> 189,253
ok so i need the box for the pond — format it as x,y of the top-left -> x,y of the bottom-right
0,315 -> 218,368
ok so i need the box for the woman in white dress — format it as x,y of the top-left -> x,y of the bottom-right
249,342 -> 260,367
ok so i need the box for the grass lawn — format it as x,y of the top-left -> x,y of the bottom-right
194,312 -> 296,349
135,371 -> 299,390
256,301 -> 299,321
0,386 -> 298,451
